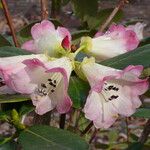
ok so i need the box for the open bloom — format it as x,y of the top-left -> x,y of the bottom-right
81,23 -> 144,61
22,20 -> 71,56
0,55 -> 72,115
81,58 -> 148,129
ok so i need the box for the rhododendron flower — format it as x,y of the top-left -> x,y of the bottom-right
81,58 -> 148,129
0,55 -> 72,115
22,20 -> 71,56
81,23 -> 143,61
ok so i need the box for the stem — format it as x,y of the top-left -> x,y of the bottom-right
74,45 -> 85,57
59,114 -> 66,129
41,0 -> 49,20
89,128 -> 98,144
81,121 -> 93,137
99,0 -> 128,32
138,119 -> 150,144
126,117 -> 129,146
1,0 -> 19,47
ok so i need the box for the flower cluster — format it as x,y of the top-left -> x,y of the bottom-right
0,20 -> 148,129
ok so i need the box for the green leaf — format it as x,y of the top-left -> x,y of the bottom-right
0,111 -> 9,121
0,46 -> 32,57
0,141 -> 17,150
87,8 -> 123,29
68,76 -> 90,108
100,44 -> 150,69
139,37 -> 150,47
126,142 -> 143,150
71,0 -> 98,21
132,108 -> 150,118
0,94 -> 30,104
62,0 -> 70,5
0,34 -> 12,47
19,125 -> 89,150
19,104 -> 34,116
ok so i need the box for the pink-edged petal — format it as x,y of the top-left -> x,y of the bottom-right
127,22 -> 146,40
124,30 -> 139,51
31,20 -> 55,39
57,27 -> 71,42
56,95 -> 72,114
61,36 -> 70,49
84,91 -> 118,129
21,40 -> 38,53
31,94 -> 55,115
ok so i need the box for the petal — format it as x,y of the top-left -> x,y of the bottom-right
31,94 -> 55,115
85,24 -> 139,61
31,20 -> 55,39
0,85 -> 16,94
83,91 -> 118,129
57,27 -> 71,42
127,22 -> 146,40
21,40 -> 38,53
81,58 -> 119,88
0,54 -> 47,94
61,36 -> 70,49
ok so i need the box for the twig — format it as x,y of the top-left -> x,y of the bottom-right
81,121 -> 93,137
138,119 -> 150,144
41,0 -> 49,20
59,114 -> 66,129
99,0 -> 128,32
89,128 -> 98,144
126,117 -> 130,146
1,0 -> 19,47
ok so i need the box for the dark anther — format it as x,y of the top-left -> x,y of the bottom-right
112,87 -> 119,91
49,82 -> 54,86
48,79 -> 52,81
54,80 -> 56,84
108,95 -> 119,101
108,85 -> 114,90
53,84 -> 56,87
41,83 -> 47,88
51,89 -> 54,93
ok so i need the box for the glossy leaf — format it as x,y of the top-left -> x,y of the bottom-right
19,125 -> 89,150
68,76 -> 90,108
126,142 -> 143,150
71,0 -> 98,21
0,94 -> 30,104
100,44 -> 150,69
0,141 -> 17,150
132,108 -> 150,118
0,34 -> 12,47
139,37 -> 150,47
0,46 -> 32,57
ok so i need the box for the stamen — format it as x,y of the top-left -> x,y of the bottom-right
36,73 -> 62,97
